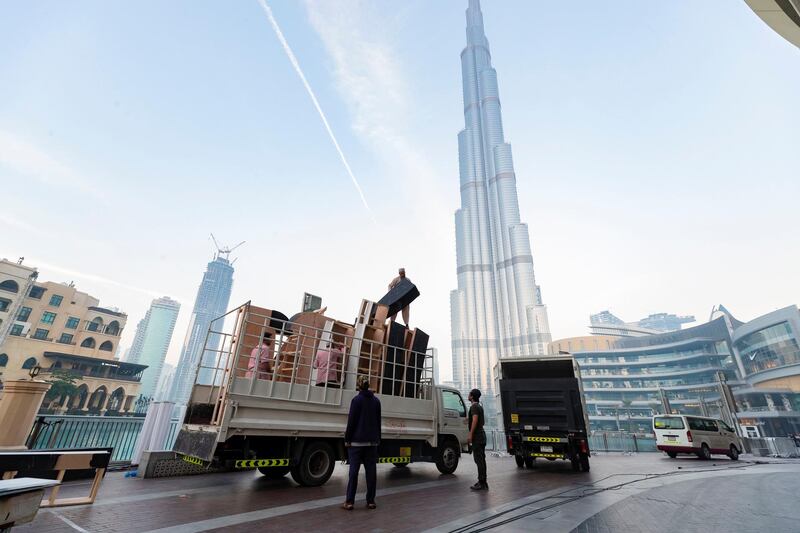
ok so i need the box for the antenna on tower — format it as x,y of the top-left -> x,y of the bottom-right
210,233 -> 245,261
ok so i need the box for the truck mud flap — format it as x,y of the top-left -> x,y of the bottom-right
172,427 -> 220,463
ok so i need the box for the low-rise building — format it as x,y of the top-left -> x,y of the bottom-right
0,259 -> 146,415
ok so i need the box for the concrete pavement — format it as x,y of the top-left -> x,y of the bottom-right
16,453 -> 800,532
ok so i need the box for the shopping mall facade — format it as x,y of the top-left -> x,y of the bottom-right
552,306 -> 800,437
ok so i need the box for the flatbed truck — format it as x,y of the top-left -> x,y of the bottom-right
173,302 -> 469,486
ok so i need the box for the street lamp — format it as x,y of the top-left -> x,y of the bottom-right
29,364 -> 41,379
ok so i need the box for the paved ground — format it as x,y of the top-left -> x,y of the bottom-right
16,452 -> 800,532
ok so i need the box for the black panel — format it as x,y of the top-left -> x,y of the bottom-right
381,322 -> 407,396
377,279 -> 420,317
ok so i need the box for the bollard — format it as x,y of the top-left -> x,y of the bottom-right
0,380 -> 51,450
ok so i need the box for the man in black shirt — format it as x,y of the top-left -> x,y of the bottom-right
468,388 -> 488,490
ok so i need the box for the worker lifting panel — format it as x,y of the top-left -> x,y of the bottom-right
378,279 -> 419,318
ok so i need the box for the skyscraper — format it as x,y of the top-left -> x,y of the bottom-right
168,253 -> 235,404
450,0 -> 552,420
126,296 -> 180,401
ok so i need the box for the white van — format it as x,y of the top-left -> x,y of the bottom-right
653,415 -> 743,460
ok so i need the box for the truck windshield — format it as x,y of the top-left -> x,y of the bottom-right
654,417 -> 685,430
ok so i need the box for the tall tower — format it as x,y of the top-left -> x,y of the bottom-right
169,246 -> 236,404
450,0 -> 552,421
126,296 -> 181,401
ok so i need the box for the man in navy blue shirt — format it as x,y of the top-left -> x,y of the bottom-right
343,376 -> 382,510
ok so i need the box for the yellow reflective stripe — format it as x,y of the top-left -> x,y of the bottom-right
524,437 -> 563,443
180,454 -> 206,465
234,458 -> 290,468
378,457 -> 411,464
529,453 -> 564,458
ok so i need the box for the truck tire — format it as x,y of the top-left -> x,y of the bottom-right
524,457 -> 535,469
258,466 -> 290,479
570,456 -> 580,472
435,441 -> 459,475
579,454 -> 590,472
515,456 -> 525,468
290,441 -> 335,487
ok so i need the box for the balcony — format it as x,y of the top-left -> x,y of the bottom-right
39,367 -> 143,384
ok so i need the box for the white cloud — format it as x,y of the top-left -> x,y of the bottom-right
0,130 -> 105,199
302,0 -> 450,211
27,257 -> 169,300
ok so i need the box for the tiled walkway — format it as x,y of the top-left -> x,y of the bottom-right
16,453 -> 799,532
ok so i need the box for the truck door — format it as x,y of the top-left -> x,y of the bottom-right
440,389 -> 469,447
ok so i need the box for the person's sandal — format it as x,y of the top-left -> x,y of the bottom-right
342,503 -> 354,511
367,503 -> 377,510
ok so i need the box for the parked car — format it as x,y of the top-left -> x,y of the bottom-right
653,415 -> 742,460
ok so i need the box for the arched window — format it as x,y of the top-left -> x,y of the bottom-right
0,280 -> 19,293
81,337 -> 96,349
0,353 -> 7,367
87,317 -> 104,332
106,321 -> 120,336
22,357 -> 37,369
99,341 -> 113,352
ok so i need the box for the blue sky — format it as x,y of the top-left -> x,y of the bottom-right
2,1 -> 799,380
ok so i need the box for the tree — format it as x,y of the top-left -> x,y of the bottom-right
44,369 -> 79,405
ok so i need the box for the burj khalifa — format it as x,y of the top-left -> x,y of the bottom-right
450,0 -> 552,420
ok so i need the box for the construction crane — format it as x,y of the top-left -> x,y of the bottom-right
210,233 -> 245,263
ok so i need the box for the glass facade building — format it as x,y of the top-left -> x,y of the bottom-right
168,255 -> 234,405
450,0 -> 551,424
567,305 -> 800,437
126,296 -> 180,401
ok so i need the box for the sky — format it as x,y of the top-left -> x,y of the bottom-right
1,1 -> 799,383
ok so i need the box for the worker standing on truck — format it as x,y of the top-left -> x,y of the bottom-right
246,333 -> 272,378
468,388 -> 488,491
388,267 -> 411,326
343,376 -> 381,510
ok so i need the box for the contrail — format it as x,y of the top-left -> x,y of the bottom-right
257,0 -> 374,221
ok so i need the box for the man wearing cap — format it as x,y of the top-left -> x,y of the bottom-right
343,376 -> 382,510
468,388 -> 488,490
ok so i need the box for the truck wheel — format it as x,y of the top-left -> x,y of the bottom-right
435,441 -> 459,475
667,452 -> 677,459
524,457 -> 535,469
290,441 -> 335,487
258,466 -> 290,479
571,457 -> 580,472
579,454 -> 590,472
515,456 -> 524,468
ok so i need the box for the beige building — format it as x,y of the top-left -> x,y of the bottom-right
548,335 -> 617,355
0,258 -> 146,415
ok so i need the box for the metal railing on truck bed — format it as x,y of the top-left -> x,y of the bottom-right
187,302 -> 435,428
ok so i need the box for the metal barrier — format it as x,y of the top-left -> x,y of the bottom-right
588,431 -> 658,453
27,415 -> 182,463
743,437 -> 800,458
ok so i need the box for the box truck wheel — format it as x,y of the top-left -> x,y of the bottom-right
259,466 -> 290,479
579,454 -> 590,472
435,441 -> 459,474
514,455 -> 524,468
524,457 -> 535,469
291,441 -> 335,487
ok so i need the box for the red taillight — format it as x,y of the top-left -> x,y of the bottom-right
579,439 -> 588,453
507,436 -> 513,451
687,430 -> 693,442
